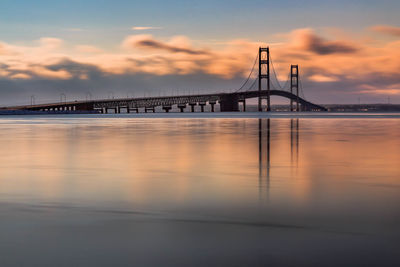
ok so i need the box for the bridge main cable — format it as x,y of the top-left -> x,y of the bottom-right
233,51 -> 259,93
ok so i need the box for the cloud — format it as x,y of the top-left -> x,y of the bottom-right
75,45 -> 103,53
122,35 -> 211,55
358,83 -> 400,95
1,27 -> 400,104
0,43 -> 9,55
132,26 -> 163,31
10,73 -> 31,79
0,42 -> 18,56
370,25 -> 400,37
31,65 -> 72,79
38,37 -> 64,50
291,28 -> 359,55
308,74 -> 338,82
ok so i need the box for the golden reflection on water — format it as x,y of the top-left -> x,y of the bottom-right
0,117 -> 399,213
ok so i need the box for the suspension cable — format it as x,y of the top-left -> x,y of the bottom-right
299,74 -> 306,99
281,72 -> 291,91
233,51 -> 259,93
269,53 -> 287,90
262,63 -> 290,92
247,78 -> 258,91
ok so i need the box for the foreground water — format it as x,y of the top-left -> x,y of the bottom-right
0,113 -> 399,266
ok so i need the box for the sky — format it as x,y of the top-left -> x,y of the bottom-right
0,0 -> 399,105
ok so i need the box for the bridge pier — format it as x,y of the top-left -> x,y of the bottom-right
239,99 -> 246,112
178,104 -> 186,112
163,106 -> 172,113
209,101 -> 216,112
189,103 -> 197,112
199,102 -> 206,112
220,94 -> 239,112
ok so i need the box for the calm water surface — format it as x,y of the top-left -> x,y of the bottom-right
0,114 -> 399,266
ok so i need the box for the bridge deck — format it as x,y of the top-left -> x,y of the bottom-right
0,90 -> 327,112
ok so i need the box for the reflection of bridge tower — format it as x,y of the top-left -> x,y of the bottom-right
259,119 -> 271,202
258,47 -> 270,112
290,119 -> 299,166
259,119 -> 300,203
290,65 -> 299,112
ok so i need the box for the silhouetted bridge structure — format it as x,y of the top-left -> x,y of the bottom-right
1,47 -> 327,113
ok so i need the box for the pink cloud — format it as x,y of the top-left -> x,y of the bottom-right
122,34 -> 210,55
370,25 -> 400,37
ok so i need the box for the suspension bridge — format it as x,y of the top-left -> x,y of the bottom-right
0,47 -> 327,113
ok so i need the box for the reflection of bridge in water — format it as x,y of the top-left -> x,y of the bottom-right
258,119 -> 299,201
1,47 -> 326,113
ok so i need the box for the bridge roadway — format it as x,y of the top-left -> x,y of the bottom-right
0,90 -> 327,113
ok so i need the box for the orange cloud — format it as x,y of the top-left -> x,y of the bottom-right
290,28 -> 359,55
31,65 -> 72,79
308,74 -> 339,82
132,26 -> 163,31
122,34 -> 210,55
0,27 -> 399,98
10,73 -> 31,79
75,45 -> 103,53
38,37 -> 64,50
272,28 -> 399,85
370,25 -> 400,37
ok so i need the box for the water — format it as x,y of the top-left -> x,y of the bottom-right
0,113 -> 399,266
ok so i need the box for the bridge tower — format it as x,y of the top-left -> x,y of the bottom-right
290,65 -> 299,112
258,47 -> 270,112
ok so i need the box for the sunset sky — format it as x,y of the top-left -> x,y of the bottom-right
0,0 -> 399,105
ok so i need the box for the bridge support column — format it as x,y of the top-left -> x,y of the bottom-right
239,99 -> 246,112
189,103 -> 197,112
290,65 -> 299,112
209,101 -> 216,112
199,102 -> 206,112
163,106 -> 172,113
258,47 -> 270,112
220,94 -> 239,112
178,104 -> 186,112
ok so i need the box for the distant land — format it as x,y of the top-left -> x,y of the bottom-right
270,104 -> 400,112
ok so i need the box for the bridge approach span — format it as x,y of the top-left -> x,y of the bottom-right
0,90 -> 327,113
